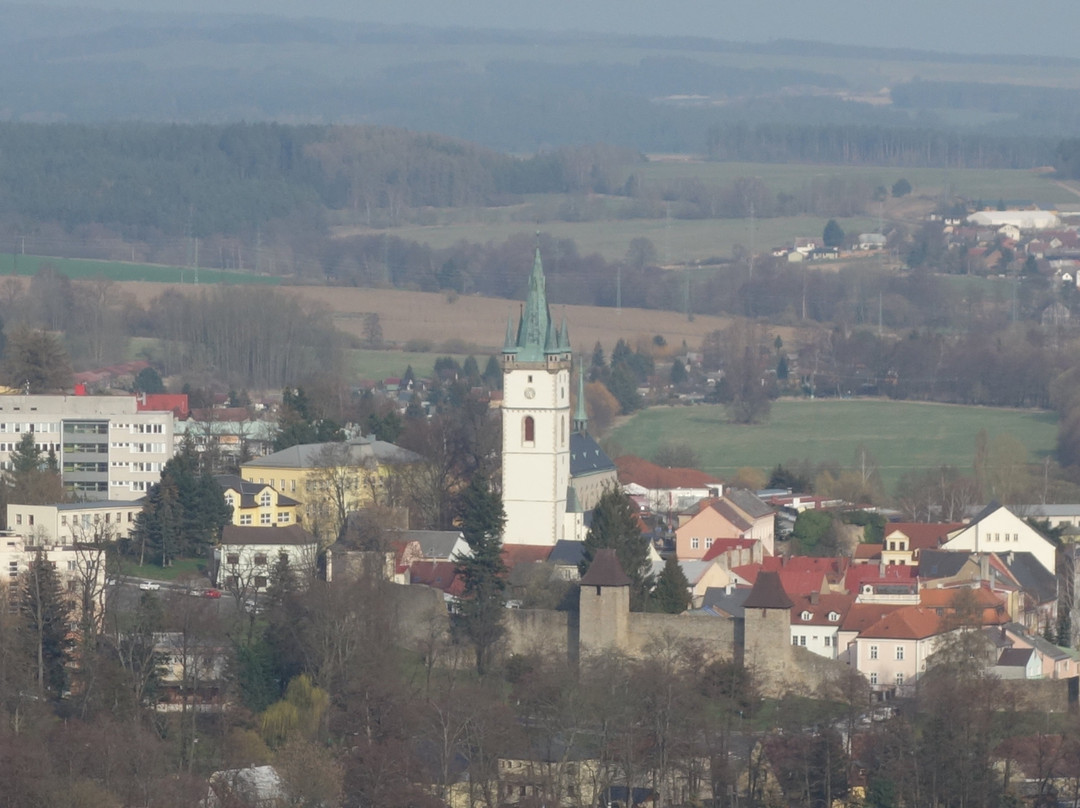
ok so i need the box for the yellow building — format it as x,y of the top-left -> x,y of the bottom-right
216,474 -> 300,528
240,438 -> 422,543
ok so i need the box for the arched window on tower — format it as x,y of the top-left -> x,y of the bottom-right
523,416 -> 535,445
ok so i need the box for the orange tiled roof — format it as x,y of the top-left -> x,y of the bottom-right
615,455 -> 722,489
887,522 -> 964,553
860,606 -> 944,640
501,544 -> 553,569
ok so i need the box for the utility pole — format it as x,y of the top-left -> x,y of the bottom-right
748,200 -> 756,281
616,264 -> 622,314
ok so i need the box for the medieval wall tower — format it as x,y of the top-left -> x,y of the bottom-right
577,548 -> 631,656
501,247 -> 573,546
741,570 -> 795,679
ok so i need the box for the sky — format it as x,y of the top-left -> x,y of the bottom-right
25,0 -> 1080,58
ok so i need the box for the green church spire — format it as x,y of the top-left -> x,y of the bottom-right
506,246 -> 568,363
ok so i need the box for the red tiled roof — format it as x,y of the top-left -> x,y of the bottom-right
501,544 -> 553,569
409,561 -> 465,597
784,555 -> 849,582
702,538 -> 757,562
918,586 -> 1010,625
886,522 -> 963,553
844,562 -> 918,593
860,606 -> 944,640
841,603 -> 903,633
731,556 -> 782,584
779,569 -> 828,598
615,455 -> 722,490
790,592 -> 856,626
854,543 -> 883,560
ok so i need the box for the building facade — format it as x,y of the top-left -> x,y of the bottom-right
500,248 -> 577,546
0,395 -> 173,500
6,500 -> 143,544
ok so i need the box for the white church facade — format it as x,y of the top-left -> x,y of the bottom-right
500,247 -> 615,545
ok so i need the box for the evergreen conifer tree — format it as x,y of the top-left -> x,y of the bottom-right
22,550 -> 73,698
650,556 -> 692,614
579,487 -> 652,609
454,473 -> 507,674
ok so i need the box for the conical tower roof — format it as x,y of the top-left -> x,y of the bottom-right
743,570 -> 793,609
573,362 -> 588,434
580,548 -> 631,587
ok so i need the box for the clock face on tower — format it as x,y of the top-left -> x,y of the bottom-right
524,387 -> 536,399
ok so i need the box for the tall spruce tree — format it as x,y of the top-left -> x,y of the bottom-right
650,556 -> 692,614
132,440 -> 230,566
454,473 -> 507,674
579,487 -> 653,610
22,550 -> 73,698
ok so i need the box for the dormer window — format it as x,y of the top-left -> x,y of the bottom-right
801,610 -> 812,621
828,611 -> 840,622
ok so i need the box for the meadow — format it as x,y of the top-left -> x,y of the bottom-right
0,254 -> 279,285
609,399 -> 1058,494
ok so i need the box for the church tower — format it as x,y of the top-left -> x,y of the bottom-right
501,246 -> 573,545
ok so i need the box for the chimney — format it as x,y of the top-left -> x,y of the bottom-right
979,554 -> 990,581
810,591 -> 819,605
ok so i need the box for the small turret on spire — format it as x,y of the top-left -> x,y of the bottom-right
503,310 -> 517,353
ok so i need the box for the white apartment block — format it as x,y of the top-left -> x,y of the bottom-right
6,500 -> 143,545
0,395 -> 173,500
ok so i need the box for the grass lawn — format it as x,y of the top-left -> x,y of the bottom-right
119,557 -> 208,582
0,253 -> 280,285
337,215 -> 880,265
609,399 -> 1058,494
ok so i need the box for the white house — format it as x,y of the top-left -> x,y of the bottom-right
213,524 -> 318,593
789,592 -> 855,660
853,606 -> 951,694
942,503 -> 1056,575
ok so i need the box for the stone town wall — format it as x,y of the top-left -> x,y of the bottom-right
503,608 -> 577,661
623,612 -> 736,659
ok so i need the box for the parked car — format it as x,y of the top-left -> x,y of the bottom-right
138,581 -> 161,591
203,588 -> 222,599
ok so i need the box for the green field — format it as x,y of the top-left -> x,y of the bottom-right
345,349 -> 478,382
342,215 -> 881,265
0,254 -> 280,285
631,162 -> 1076,206
609,399 -> 1058,493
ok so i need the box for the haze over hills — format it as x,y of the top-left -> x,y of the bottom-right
18,0 -> 1080,58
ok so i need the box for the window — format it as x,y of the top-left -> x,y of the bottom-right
225,575 -> 239,587
870,645 -> 878,660
260,513 -> 271,525
801,611 -> 812,621
260,491 -> 272,507
870,672 -> 878,685
14,514 -> 20,526
792,636 -> 798,645
226,553 -> 240,565
895,646 -> 904,661
824,635 -> 831,647
240,514 -> 252,526
254,553 -> 268,566
828,611 -> 839,621
896,672 -> 904,686
254,576 -> 268,589
690,537 -> 699,550
799,636 -> 806,646
523,416 -> 535,444
278,512 -> 291,524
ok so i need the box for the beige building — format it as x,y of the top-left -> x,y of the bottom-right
0,394 -> 173,500
0,531 -> 106,623
241,437 -> 421,541
6,500 -> 143,544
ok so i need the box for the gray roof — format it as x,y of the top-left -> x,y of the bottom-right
548,539 -> 586,567
997,647 -> 1034,667
580,549 -> 630,587
569,432 -> 615,478
1022,504 -> 1080,518
726,488 -> 773,520
1000,551 -> 1057,604
1005,622 -> 1073,661
743,571 -> 793,609
651,558 -> 711,584
392,529 -> 465,560
918,549 -> 973,579
221,524 -> 316,547
245,437 -> 421,469
216,474 -> 299,508
701,586 -> 751,618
